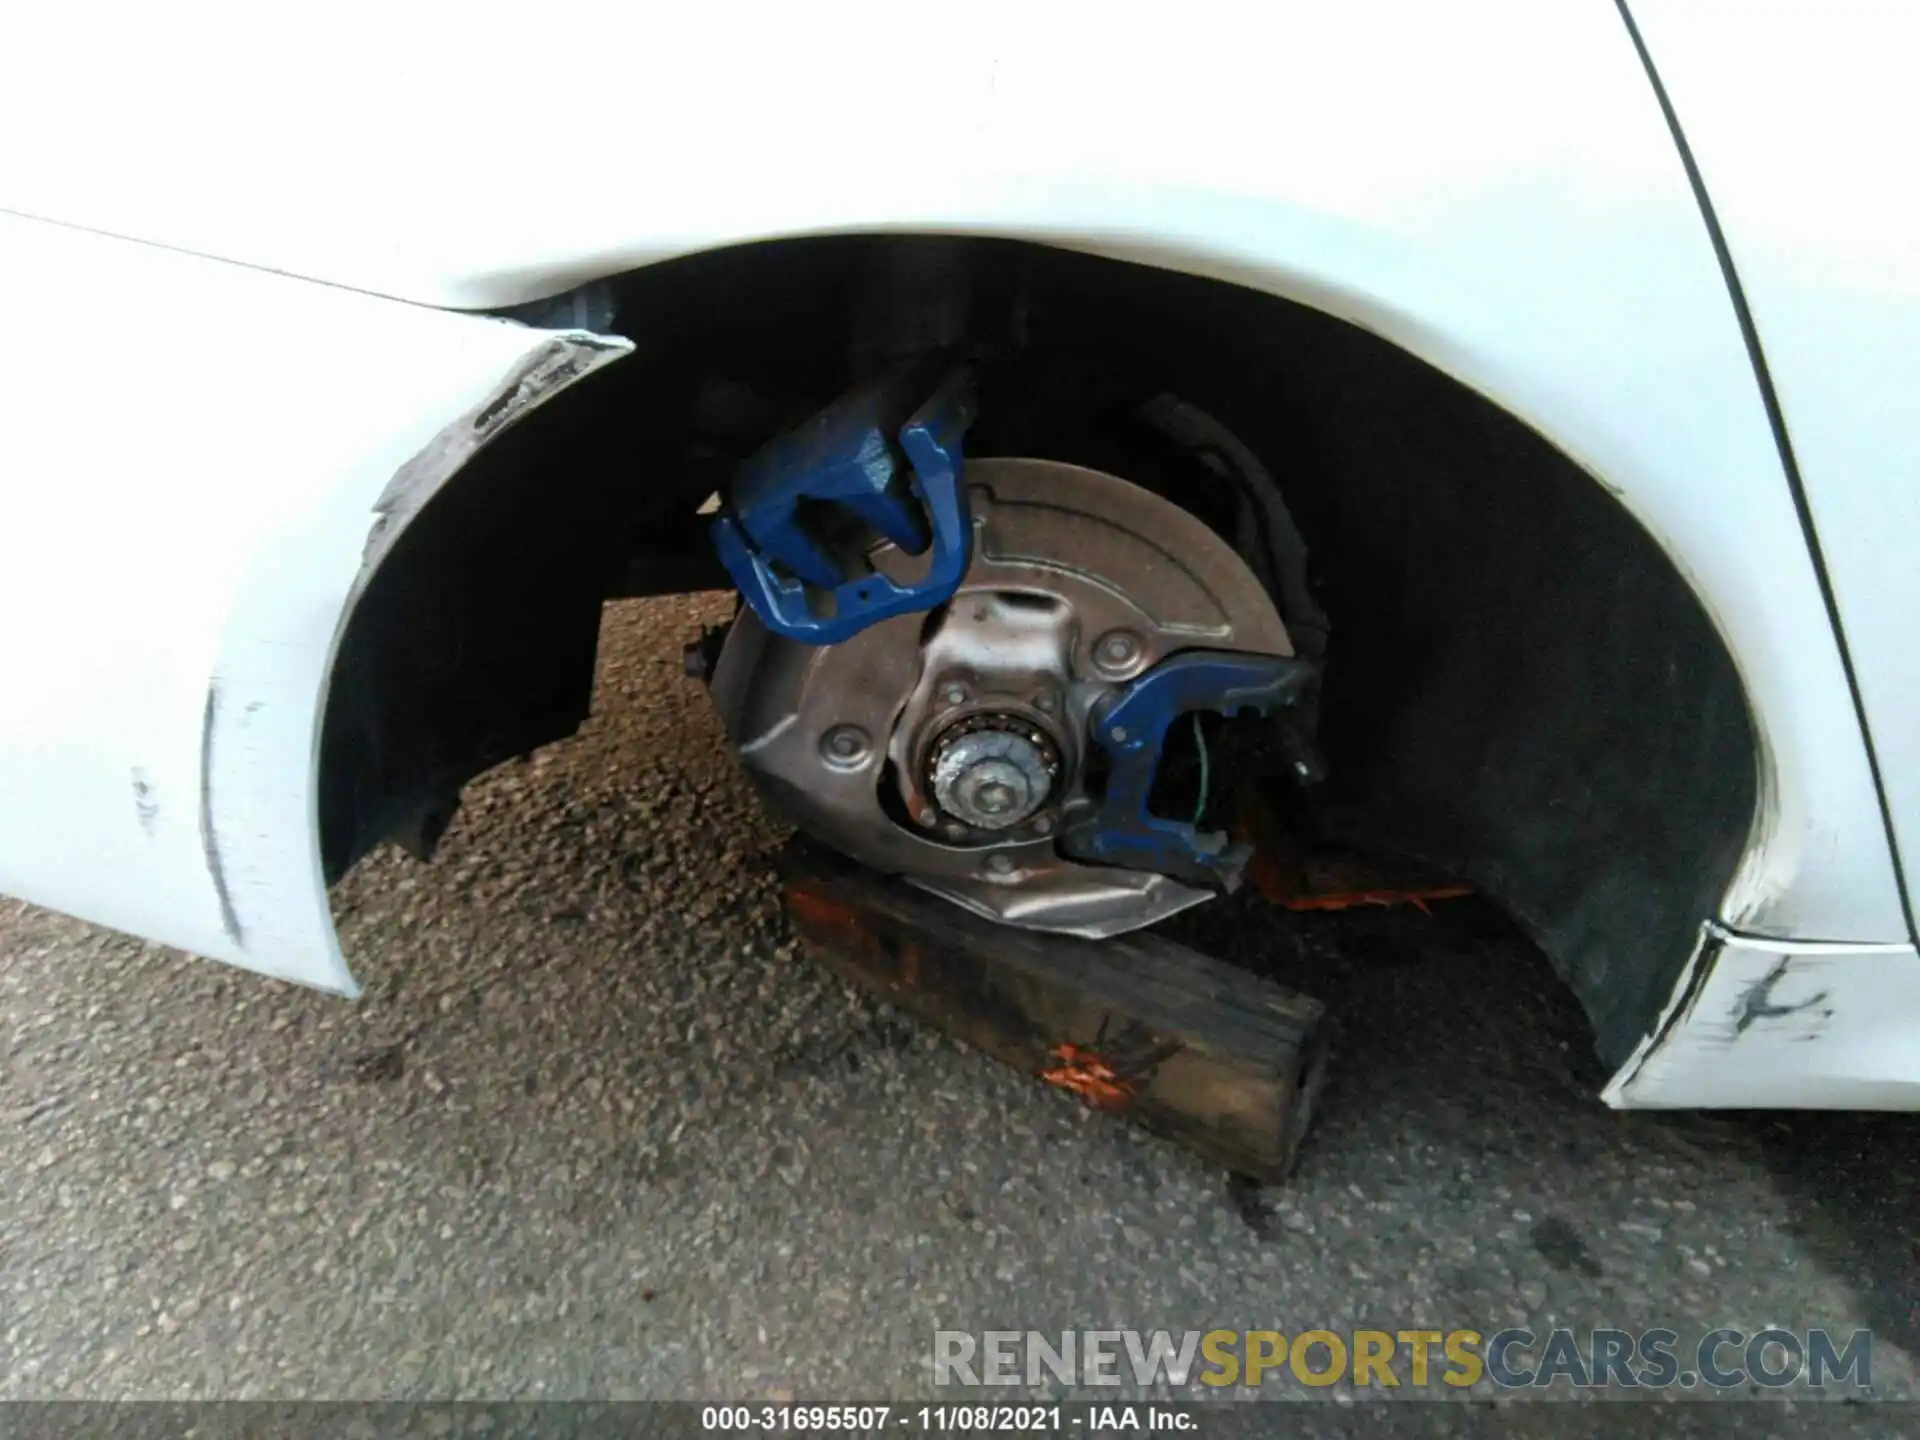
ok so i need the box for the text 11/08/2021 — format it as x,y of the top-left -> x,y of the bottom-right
702,1405 -> 1196,1432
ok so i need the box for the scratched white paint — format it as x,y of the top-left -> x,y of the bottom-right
0,213 -> 630,992
1606,927 -> 1920,1109
2,1 -> 1904,944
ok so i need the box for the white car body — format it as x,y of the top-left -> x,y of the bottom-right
1,1 -> 1914,1106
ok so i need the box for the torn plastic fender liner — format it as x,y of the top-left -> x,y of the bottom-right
361,334 -> 631,578
317,329 -> 638,895
0,212 -> 631,995
217,325 -> 634,993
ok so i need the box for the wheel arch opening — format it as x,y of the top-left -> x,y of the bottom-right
319,233 -> 1760,1069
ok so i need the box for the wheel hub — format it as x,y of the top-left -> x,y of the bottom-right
926,715 -> 1062,831
708,457 -> 1296,938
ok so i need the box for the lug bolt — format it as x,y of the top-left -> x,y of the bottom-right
987,853 -> 1015,875
916,805 -> 938,827
1032,814 -> 1055,836
943,685 -> 968,706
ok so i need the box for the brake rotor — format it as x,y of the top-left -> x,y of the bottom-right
709,457 -> 1293,937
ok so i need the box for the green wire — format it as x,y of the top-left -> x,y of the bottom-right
1192,713 -> 1210,827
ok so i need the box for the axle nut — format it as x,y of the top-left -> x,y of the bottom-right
926,717 -> 1062,832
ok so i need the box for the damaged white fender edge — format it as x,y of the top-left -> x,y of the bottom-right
1604,924 -> 1920,1109
0,213 -> 631,994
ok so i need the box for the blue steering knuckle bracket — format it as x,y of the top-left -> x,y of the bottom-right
1066,650 -> 1317,888
710,363 -> 976,644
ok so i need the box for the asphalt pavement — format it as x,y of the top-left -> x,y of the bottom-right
4,595 -> 1919,1424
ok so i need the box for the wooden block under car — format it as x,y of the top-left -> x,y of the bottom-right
776,841 -> 1330,1184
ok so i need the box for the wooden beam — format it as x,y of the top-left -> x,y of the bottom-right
777,843 -> 1330,1183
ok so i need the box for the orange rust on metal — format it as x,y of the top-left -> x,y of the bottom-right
1038,1043 -> 1135,1110
1228,794 -> 1305,906
1234,790 -> 1308,906
785,883 -> 898,975
1235,788 -> 1473,914
1275,885 -> 1475,914
783,885 -> 864,936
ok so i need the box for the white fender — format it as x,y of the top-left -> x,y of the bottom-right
0,213 -> 630,991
